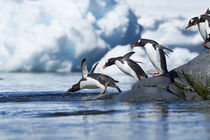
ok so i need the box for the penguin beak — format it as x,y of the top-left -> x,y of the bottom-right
203,40 -> 208,46
102,65 -> 107,69
185,25 -> 191,29
131,44 -> 137,48
193,21 -> 198,26
204,12 -> 208,15
66,88 -> 71,93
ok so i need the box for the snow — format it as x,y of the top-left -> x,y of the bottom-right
0,0 -> 208,73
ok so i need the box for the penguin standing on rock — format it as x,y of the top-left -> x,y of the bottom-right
131,39 -> 173,76
103,52 -> 148,81
66,59 -> 121,96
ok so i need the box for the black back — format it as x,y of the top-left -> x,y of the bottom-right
88,73 -> 118,85
205,8 -> 210,15
200,15 -> 210,26
139,38 -> 158,46
126,59 -> 148,79
159,49 -> 168,73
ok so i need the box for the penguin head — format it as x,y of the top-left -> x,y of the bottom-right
67,82 -> 80,93
204,8 -> 210,15
186,17 -> 199,29
103,58 -> 116,69
131,39 -> 146,48
131,38 -> 157,48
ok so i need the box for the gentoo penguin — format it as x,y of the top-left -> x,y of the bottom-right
186,15 -> 210,50
131,39 -> 173,76
204,8 -> 210,15
102,52 -> 148,81
186,16 -> 206,41
66,59 -> 121,96
200,15 -> 210,48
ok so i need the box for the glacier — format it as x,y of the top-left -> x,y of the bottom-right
0,0 -> 208,73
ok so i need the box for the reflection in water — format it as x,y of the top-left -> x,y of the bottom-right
1,100 -> 210,139
1,73 -> 210,139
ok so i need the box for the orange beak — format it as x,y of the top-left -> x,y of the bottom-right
131,44 -> 136,48
203,40 -> 208,46
185,25 -> 191,29
102,65 -> 107,69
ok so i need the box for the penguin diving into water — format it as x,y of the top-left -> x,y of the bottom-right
102,52 -> 148,81
131,39 -> 173,76
66,59 -> 121,96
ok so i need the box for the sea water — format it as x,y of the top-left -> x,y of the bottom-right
0,73 -> 210,140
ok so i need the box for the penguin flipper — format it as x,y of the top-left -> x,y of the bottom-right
109,83 -> 121,93
135,61 -> 143,64
164,52 -> 169,57
90,63 -> 99,74
123,51 -> 135,60
127,59 -> 143,64
157,45 -> 173,52
81,58 -> 88,78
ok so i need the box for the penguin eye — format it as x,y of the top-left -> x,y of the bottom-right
137,40 -> 141,43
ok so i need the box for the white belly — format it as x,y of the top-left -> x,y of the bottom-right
144,44 -> 162,72
198,22 -> 206,40
115,60 -> 139,81
205,20 -> 210,35
80,77 -> 105,90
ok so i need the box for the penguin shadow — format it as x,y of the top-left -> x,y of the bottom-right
168,70 -> 179,83
86,92 -> 120,101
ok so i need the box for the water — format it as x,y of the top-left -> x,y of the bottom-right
0,73 -> 210,140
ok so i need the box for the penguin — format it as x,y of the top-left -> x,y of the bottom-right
200,15 -> 210,48
66,58 -> 121,96
102,52 -> 148,81
131,39 -> 173,76
186,15 -> 210,51
186,16 -> 206,40
204,8 -> 210,15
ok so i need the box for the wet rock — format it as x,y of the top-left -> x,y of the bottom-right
116,50 -> 210,102
117,87 -> 182,102
174,50 -> 210,99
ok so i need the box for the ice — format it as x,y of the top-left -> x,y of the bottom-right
0,0 -> 208,72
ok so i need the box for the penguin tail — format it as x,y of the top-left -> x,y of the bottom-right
162,72 -> 170,77
113,79 -> 119,83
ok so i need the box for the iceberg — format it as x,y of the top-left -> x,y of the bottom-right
0,0 -> 207,72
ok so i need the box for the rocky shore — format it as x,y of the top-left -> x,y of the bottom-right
93,51 -> 210,102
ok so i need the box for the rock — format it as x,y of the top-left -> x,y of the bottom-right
174,51 -> 210,99
116,87 -> 182,102
86,92 -> 119,101
116,50 -> 210,102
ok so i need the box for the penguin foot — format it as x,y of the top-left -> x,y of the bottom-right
154,72 -> 163,76
98,88 -> 106,96
148,71 -> 159,74
148,71 -> 163,76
